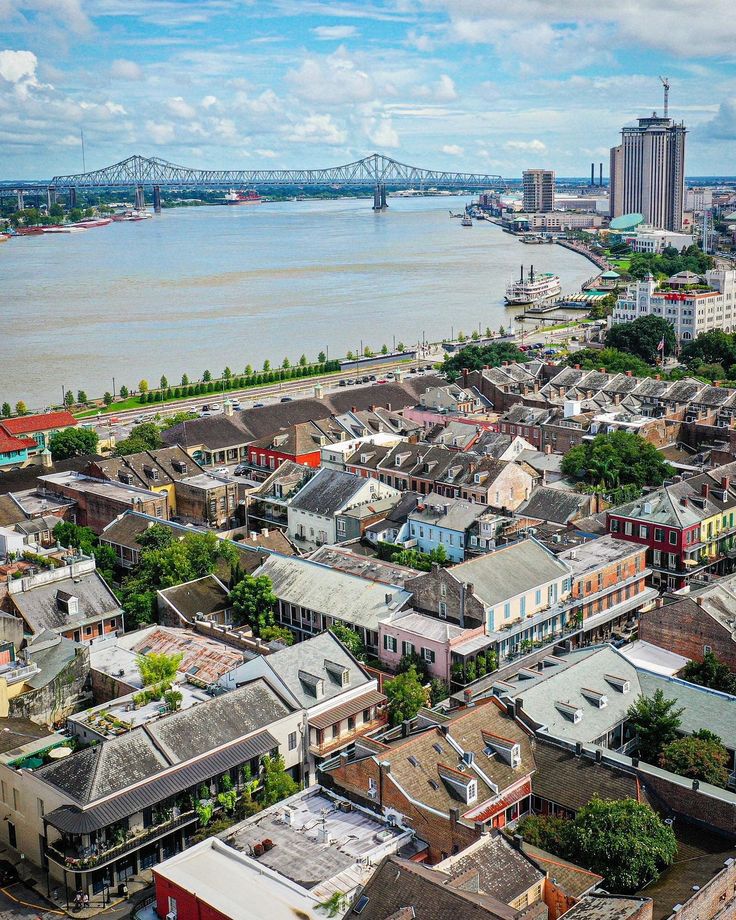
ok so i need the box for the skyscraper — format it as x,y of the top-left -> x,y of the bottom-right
522,169 -> 555,212
609,85 -> 686,231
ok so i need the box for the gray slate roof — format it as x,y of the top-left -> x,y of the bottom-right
439,834 -> 545,905
10,571 -> 121,635
289,468 -> 369,515
450,539 -> 571,608
518,486 -> 593,525
158,574 -> 231,622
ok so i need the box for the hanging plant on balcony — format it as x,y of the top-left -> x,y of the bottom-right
196,800 -> 214,827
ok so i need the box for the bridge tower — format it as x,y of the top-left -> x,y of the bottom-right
372,184 -> 388,211
68,187 -> 77,209
16,190 -> 25,211
134,185 -> 145,210
46,187 -> 56,211
152,185 -> 162,213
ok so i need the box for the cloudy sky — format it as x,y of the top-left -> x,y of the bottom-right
1,0 -> 735,180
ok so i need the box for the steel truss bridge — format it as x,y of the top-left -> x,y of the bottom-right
5,153 -> 503,211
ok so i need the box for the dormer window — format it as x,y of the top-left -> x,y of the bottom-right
56,590 -> 79,616
466,780 -> 477,804
581,688 -> 608,708
555,701 -> 582,723
604,674 -> 631,694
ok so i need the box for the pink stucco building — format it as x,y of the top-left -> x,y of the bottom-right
379,610 -> 487,681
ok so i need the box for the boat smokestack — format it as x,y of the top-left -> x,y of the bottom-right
520,264 -> 524,283
590,162 -> 595,186
599,163 -> 603,187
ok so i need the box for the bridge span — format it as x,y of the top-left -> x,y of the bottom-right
8,152 -> 503,212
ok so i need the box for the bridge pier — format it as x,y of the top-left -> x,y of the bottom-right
68,187 -> 77,209
152,185 -> 162,213
372,183 -> 388,211
46,187 -> 56,211
16,190 -> 25,211
134,185 -> 145,210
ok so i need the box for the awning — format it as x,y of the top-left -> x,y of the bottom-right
44,730 -> 278,834
309,690 -> 386,731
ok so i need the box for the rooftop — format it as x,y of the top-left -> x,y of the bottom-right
409,492 -> 491,532
153,837 -> 323,920
223,787 -> 415,900
0,410 -> 77,436
157,574 -> 231,624
558,534 -> 644,578
308,545 -> 416,589
9,567 -> 121,635
290,467 -> 379,515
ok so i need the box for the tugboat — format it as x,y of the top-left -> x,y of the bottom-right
460,214 -> 473,227
505,265 -> 562,305
225,189 -> 261,205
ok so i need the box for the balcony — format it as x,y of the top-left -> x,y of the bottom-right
46,811 -> 197,871
310,716 -> 387,757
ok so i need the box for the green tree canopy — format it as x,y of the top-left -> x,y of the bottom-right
52,520 -> 116,584
115,422 -> 164,456
443,342 -> 528,381
565,798 -> 677,893
564,348 -> 653,377
118,530 -> 238,627
136,651 -> 183,688
660,734 -> 730,787
385,665 -> 427,725
627,245 -> 713,281
682,651 -> 736,695
261,754 -> 299,806
329,624 -> 366,661
605,315 -> 677,363
229,574 -> 277,635
259,625 -> 294,646
48,427 -> 99,460
561,430 -> 673,491
626,689 -> 684,763
681,329 -> 736,374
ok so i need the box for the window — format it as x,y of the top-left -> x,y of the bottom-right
610,519 -> 620,533
668,553 -> 677,569
535,589 -> 542,605
363,708 -> 371,723
440,583 -> 447,598
167,896 -> 178,917
288,731 -> 297,751
368,777 -> 377,798
504,602 -> 511,619
624,522 -> 633,536
439,602 -> 447,619
422,648 -> 436,664
337,519 -> 346,535
109,619 -> 117,629
704,644 -> 712,655
669,531 -> 677,545
12,788 -> 19,812
520,596 -> 526,617
402,641 -> 415,657
0,781 -> 5,804
37,798 -> 44,818
653,550 -> 661,566
383,635 -> 397,653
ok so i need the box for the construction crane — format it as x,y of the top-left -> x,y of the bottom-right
660,76 -> 670,118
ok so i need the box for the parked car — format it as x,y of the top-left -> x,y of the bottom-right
234,464 -> 248,475
210,403 -> 222,411
280,396 -> 293,402
253,402 -> 265,408
201,404 -> 211,412
339,379 -> 347,387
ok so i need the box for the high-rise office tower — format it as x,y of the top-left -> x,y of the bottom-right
522,169 -> 555,212
609,82 -> 686,230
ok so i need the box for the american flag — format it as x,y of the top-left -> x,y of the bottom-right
657,338 -> 665,352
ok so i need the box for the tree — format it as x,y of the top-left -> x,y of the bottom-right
443,342 -> 528,381
223,366 -> 232,380
64,390 -> 74,407
381,344 -> 389,354
605,315 -> 677,363
385,665 -> 427,725
49,427 -> 99,460
564,347 -> 652,377
561,430 -> 673,491
626,689 -> 684,763
137,523 -> 176,552
229,574 -> 277,635
299,354 -> 307,366
397,342 -> 405,352
76,390 -> 88,404
160,410 -> 198,429
103,391 -> 114,406
159,375 -> 168,390
15,401 -> 28,416
1,403 -> 11,418
282,357 -> 290,369
164,688 -> 183,711
318,352 -> 326,364
119,385 -> 129,399
138,379 -> 149,394
115,422 -> 164,456
346,351 -> 354,360
517,814 -> 569,853
660,734 -> 730,787
202,369 -> 212,382
259,625 -> 294,646
397,651 -> 429,683
244,363 -> 253,376
564,798 -> 677,893
52,520 -> 115,583
681,330 -> 736,374
137,651 -> 183,688
682,651 -> 736,695
261,754 -> 299,806
330,624 -> 366,661
263,359 -> 271,372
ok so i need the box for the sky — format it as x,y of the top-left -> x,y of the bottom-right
1,1 -> 735,180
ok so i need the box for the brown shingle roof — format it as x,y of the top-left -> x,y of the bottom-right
531,742 -> 640,812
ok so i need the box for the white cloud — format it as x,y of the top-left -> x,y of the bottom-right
442,143 -> 463,155
433,74 -> 457,101
166,96 -> 197,119
366,115 -> 399,148
110,59 -> 142,81
703,98 -> 736,140
201,94 -> 218,109
146,120 -> 176,144
311,25 -> 359,39
285,114 -> 347,145
286,49 -> 373,105
255,148 -> 278,158
505,139 -> 547,152
0,49 -> 40,85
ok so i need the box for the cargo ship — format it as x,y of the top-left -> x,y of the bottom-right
505,265 -> 561,305
225,189 -> 261,205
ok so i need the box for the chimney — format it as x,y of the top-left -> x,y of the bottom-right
590,162 -> 595,186
599,162 -> 603,187
575,741 -> 583,756
722,476 -> 731,491
625,370 -> 633,377
701,482 -> 710,499
385,592 -> 393,605
692,779 -> 699,791
223,399 -> 233,417
714,380 -> 721,388
655,596 -> 664,609
595,749 -> 603,764
512,833 -> 523,850
598,367 -> 606,374
514,697 -> 524,718
695,596 -> 704,607
351,406 -> 357,413
655,374 -> 661,381
401,719 -> 412,737
449,807 -> 460,826
40,447 -> 53,469
545,444 -> 552,455
574,364 -> 580,370
680,496 -> 688,507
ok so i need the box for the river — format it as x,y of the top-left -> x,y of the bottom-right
1,195 -> 594,408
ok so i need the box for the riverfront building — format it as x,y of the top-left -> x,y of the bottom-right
609,112 -> 687,231
522,169 -> 555,212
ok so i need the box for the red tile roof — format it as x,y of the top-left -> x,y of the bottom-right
0,432 -> 37,454
1,411 -> 77,436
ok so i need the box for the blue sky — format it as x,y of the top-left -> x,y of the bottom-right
1,0 -> 735,179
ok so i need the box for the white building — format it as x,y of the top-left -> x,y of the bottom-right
522,169 -> 555,212
685,187 -> 713,213
613,269 -> 736,340
630,227 -> 694,254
